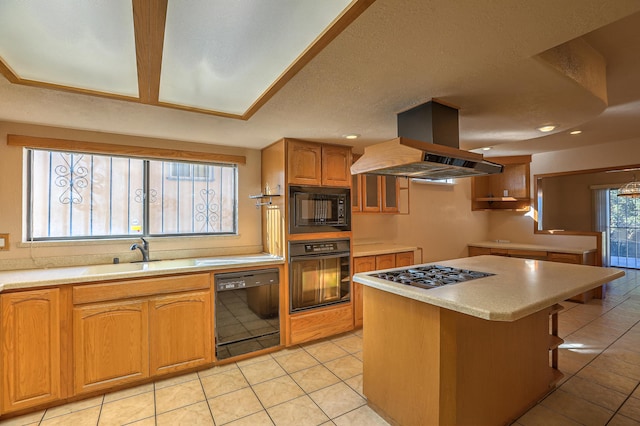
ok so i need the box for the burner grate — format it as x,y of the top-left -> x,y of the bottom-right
369,265 -> 493,289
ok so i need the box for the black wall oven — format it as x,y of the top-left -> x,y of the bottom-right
289,186 -> 350,234
289,239 -> 350,313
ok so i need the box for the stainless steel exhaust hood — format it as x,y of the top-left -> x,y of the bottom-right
351,101 -> 503,179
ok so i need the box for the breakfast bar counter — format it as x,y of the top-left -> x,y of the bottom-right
352,256 -> 624,425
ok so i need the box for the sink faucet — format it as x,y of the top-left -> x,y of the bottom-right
130,237 -> 150,262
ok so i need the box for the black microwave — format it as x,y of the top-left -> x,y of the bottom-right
289,186 -> 351,234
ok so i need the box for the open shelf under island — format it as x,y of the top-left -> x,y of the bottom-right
352,255 -> 624,426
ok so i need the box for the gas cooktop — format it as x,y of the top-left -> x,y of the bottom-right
369,265 -> 494,290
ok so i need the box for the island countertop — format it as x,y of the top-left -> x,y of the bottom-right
352,255 -> 624,321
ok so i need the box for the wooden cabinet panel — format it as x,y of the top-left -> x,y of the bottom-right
395,251 -> 414,267
375,254 -> 396,270
2,289 -> 61,413
289,304 -> 353,344
353,256 -> 376,327
352,253 -> 413,328
381,176 -> 400,213
468,246 -> 491,257
547,252 -> 581,264
287,140 -> 322,186
73,273 -> 210,305
73,300 -> 149,394
149,292 -> 212,375
321,145 -> 351,187
362,175 -> 381,212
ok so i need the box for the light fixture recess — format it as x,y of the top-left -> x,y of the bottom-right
344,134 -> 360,140
537,125 -> 556,132
570,130 -> 582,135
482,147 -> 492,151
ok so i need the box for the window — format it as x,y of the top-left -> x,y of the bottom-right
27,149 -> 237,240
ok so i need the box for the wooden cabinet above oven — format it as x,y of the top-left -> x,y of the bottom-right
287,139 -> 352,187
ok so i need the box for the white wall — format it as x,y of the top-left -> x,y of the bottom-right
0,121 -> 264,270
353,178 -> 490,262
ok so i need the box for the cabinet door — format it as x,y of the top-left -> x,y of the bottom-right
149,291 -> 212,376
375,254 -> 396,270
381,176 -> 400,212
353,256 -> 376,327
288,140 -> 322,185
73,300 -> 149,394
362,175 -> 381,212
352,154 -> 362,212
321,145 -> 352,187
395,251 -> 414,267
2,289 -> 61,413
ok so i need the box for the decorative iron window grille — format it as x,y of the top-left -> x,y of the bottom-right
26,149 -> 238,240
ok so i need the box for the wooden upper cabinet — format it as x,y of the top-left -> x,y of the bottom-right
352,152 -> 400,213
381,176 -> 400,213
321,145 -> 352,187
1,289 -> 61,413
287,139 -> 351,187
149,291 -> 212,375
472,155 -> 531,211
73,300 -> 150,395
287,140 -> 322,186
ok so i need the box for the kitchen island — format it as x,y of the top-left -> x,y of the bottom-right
352,255 -> 624,426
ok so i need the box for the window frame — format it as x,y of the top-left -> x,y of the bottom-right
25,148 -> 239,241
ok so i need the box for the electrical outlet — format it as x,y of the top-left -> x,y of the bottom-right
0,233 -> 9,251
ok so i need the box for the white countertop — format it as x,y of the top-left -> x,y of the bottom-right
353,243 -> 417,257
0,253 -> 284,293
469,241 -> 595,254
352,255 -> 624,322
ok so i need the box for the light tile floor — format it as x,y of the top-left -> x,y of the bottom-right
2,269 -> 640,426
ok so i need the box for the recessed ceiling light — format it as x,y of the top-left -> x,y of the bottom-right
482,147 -> 492,151
344,134 -> 360,140
570,130 -> 582,135
537,125 -> 556,133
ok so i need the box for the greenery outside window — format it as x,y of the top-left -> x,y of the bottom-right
27,148 -> 238,240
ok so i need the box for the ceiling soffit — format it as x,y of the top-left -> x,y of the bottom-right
0,0 -> 374,120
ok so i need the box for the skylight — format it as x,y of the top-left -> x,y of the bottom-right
0,0 -> 367,118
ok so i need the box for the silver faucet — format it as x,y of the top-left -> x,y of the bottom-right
130,237 -> 150,262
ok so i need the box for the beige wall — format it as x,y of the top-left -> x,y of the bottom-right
353,179 -> 490,263
0,121 -> 263,270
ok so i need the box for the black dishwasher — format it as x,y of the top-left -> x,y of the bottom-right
214,268 -> 280,360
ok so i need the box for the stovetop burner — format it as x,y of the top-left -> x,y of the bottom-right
370,265 -> 494,289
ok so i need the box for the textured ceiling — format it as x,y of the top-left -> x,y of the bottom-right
1,0 -> 640,157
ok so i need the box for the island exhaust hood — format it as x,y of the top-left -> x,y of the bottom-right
351,101 -> 503,179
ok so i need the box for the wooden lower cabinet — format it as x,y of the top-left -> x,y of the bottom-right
72,273 -> 213,395
149,292 -> 212,375
1,289 -> 61,414
468,245 -> 599,302
353,251 -> 415,327
73,300 -> 150,395
289,304 -> 353,344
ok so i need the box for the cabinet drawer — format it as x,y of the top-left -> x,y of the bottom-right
547,252 -> 582,264
508,249 -> 547,260
289,304 -> 353,344
73,273 -> 210,304
489,248 -> 509,256
468,246 -> 491,257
